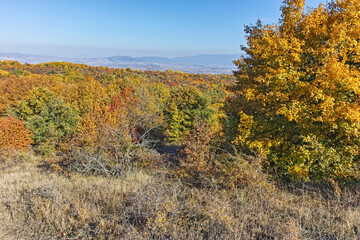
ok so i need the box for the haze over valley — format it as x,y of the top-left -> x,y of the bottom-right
0,52 -> 239,74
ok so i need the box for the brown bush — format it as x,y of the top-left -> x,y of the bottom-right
0,115 -> 32,151
177,122 -> 274,192
177,122 -> 213,183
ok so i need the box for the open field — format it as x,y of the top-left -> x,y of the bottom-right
0,153 -> 359,239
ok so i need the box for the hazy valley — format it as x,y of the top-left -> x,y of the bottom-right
0,52 -> 239,74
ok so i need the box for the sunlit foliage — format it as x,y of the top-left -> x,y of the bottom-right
0,74 -> 55,116
230,0 -> 360,181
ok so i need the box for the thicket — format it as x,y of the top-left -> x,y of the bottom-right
0,59 -> 231,175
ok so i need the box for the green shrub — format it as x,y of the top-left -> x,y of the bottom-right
164,87 -> 215,142
11,87 -> 78,155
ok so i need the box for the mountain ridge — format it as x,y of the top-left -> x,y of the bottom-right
0,52 -> 240,74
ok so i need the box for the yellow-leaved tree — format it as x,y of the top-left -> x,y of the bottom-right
230,0 -> 360,181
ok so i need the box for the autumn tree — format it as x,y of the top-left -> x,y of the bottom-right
53,76 -> 107,115
230,0 -> 360,181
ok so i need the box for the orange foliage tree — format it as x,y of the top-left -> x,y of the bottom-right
0,115 -> 33,151
0,74 -> 63,116
230,0 -> 360,181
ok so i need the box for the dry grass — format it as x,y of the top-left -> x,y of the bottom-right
0,153 -> 359,239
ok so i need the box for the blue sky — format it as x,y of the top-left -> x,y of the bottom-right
0,0 -> 325,57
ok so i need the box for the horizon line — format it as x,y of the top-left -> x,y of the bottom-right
0,51 -> 242,59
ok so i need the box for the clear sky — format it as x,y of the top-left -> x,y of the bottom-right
0,0 -> 325,58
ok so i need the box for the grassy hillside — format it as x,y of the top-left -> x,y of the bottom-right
0,60 -> 359,239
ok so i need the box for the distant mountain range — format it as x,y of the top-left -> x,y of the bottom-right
0,52 -> 241,74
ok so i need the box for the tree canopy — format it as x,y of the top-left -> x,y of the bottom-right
230,0 -> 360,181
